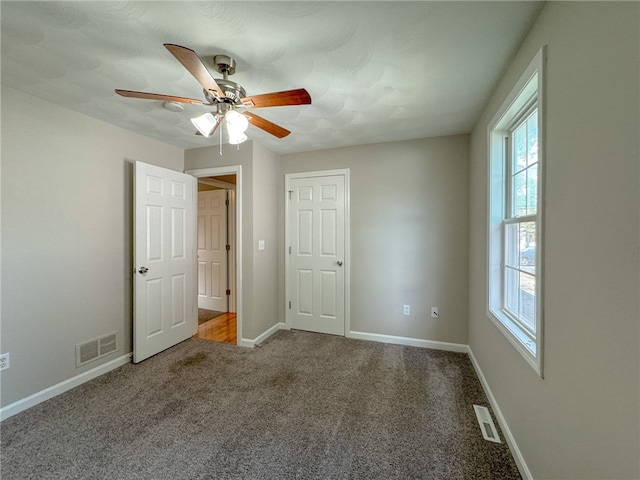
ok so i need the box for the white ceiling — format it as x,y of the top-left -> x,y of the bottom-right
1,1 -> 543,155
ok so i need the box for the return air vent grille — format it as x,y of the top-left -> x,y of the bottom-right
99,333 -> 117,355
76,332 -> 119,367
473,404 -> 501,443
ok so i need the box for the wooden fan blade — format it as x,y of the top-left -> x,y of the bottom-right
244,112 -> 291,138
241,88 -> 311,108
115,89 -> 204,104
163,44 -> 225,98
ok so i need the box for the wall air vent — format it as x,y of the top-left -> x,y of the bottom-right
473,404 -> 501,443
76,332 -> 119,367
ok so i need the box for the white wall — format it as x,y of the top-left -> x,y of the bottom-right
280,135 -> 469,345
468,3 -> 639,478
1,86 -> 184,407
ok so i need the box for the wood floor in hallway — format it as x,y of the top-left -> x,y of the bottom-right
195,312 -> 237,344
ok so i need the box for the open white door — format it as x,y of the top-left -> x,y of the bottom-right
134,161 -> 195,363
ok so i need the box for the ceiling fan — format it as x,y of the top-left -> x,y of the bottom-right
115,44 -> 311,144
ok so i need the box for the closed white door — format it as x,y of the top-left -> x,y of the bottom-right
134,161 -> 195,363
288,174 -> 346,336
197,189 -> 228,311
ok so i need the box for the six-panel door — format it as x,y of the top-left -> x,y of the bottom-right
197,189 -> 228,312
289,175 -> 345,336
134,161 -> 194,363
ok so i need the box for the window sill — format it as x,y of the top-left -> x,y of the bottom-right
487,308 -> 542,377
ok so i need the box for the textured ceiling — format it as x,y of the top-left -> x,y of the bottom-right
1,1 -> 543,155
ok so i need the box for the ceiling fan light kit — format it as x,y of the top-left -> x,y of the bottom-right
225,109 -> 248,132
228,132 -> 248,146
191,112 -> 220,137
115,44 -> 311,150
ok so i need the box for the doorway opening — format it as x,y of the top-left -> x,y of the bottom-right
187,166 -> 243,345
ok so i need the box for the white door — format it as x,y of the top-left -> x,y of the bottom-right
197,189 -> 228,312
288,173 -> 346,336
134,161 -> 195,363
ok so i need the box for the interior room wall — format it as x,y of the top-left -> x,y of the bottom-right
250,143 -> 280,340
279,135 -> 470,345
468,2 -> 639,478
1,85 -> 184,407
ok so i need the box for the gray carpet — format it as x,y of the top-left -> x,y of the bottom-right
0,330 -> 521,479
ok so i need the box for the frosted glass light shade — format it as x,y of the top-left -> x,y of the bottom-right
228,133 -> 248,145
191,113 -> 219,137
225,110 -> 249,136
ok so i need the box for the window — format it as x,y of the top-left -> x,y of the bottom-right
488,47 -> 545,375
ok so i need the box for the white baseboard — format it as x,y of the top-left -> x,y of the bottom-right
467,347 -> 532,480
239,322 -> 285,348
348,330 -> 469,353
0,352 -> 132,422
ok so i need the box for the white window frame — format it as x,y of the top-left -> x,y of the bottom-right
487,47 -> 545,376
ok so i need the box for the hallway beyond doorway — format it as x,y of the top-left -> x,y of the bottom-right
195,310 -> 237,344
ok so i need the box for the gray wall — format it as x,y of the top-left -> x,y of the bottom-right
279,135 -> 469,345
251,143 -> 280,339
1,86 -> 184,407
468,2 -> 639,478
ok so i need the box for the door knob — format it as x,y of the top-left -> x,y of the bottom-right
138,266 -> 149,274
336,260 -> 343,266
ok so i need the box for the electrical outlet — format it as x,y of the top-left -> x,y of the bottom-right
430,307 -> 439,318
0,353 -> 10,371
403,305 -> 410,316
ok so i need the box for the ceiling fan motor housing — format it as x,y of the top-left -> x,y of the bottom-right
206,55 -> 245,104
213,79 -> 246,104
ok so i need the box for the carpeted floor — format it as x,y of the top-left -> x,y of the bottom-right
0,330 -> 521,479
198,308 -> 225,325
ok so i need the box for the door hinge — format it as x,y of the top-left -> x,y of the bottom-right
288,190 -> 293,200
226,289 -> 231,296
226,244 -> 231,251
288,246 -> 292,254
225,199 -> 229,206
288,301 -> 292,309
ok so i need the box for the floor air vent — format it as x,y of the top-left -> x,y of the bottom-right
473,405 -> 501,443
76,332 -> 118,367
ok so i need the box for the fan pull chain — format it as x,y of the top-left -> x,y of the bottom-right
219,119 -> 223,156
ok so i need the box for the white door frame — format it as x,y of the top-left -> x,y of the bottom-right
285,169 -> 351,336
186,166 -> 242,345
